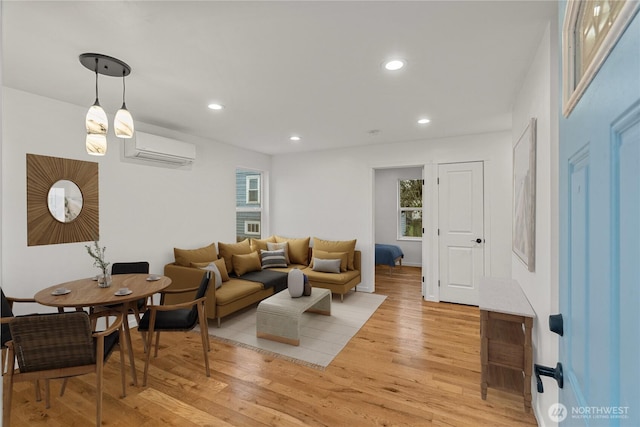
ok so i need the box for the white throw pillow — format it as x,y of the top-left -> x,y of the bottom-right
198,262 -> 222,289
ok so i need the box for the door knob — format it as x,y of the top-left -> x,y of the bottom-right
549,314 -> 563,336
534,363 -> 564,393
471,238 -> 483,244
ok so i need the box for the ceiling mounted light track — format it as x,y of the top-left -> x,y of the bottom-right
80,53 -> 134,156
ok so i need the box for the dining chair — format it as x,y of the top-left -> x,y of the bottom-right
138,271 -> 211,386
2,310 -> 126,427
111,261 -> 150,324
1,289 -> 38,374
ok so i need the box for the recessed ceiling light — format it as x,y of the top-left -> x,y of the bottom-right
207,103 -> 224,110
384,59 -> 405,71
417,118 -> 431,124
290,136 -> 301,141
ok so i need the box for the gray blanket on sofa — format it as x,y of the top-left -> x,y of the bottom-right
237,270 -> 288,293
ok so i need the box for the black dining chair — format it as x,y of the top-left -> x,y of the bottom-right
138,271 -> 211,386
110,261 -> 151,324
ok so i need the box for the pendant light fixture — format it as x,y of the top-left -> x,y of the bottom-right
114,69 -> 134,138
80,53 -> 134,155
85,57 -> 108,155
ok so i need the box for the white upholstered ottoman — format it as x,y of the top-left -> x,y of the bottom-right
256,287 -> 331,346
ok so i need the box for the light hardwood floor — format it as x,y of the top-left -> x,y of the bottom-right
6,266 -> 538,426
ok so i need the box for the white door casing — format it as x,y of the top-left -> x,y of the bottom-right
438,162 -> 485,305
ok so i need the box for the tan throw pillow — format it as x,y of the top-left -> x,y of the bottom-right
250,236 -> 276,252
174,242 -> 217,267
232,251 -> 262,276
191,259 -> 229,282
267,241 -> 290,264
275,236 -> 310,265
309,249 -> 348,272
313,238 -> 357,270
218,239 -> 252,275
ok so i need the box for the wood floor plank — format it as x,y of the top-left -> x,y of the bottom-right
5,266 -> 538,426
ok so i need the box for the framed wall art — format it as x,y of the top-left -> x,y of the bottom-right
512,118 -> 537,272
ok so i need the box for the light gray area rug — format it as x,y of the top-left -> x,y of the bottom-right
205,291 -> 387,370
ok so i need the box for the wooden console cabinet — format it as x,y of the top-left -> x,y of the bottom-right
479,277 -> 535,413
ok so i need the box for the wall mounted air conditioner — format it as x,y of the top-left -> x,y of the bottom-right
124,131 -> 196,167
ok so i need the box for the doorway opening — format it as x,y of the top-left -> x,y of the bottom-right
373,166 -> 424,298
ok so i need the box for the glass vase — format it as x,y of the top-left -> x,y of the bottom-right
98,271 -> 112,288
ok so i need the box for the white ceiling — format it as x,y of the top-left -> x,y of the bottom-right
2,1 -> 557,155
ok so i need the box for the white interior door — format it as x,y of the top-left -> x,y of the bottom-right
438,162 -> 484,305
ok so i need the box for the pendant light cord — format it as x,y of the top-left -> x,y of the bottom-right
94,58 -> 100,105
121,70 -> 126,106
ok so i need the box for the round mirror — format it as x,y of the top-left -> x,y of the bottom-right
47,180 -> 83,223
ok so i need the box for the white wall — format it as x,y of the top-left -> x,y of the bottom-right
271,131 -> 513,295
1,88 -> 271,314
511,20 -> 560,427
374,167 -> 422,266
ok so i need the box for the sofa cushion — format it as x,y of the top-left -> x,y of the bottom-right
191,259 -> 230,282
275,236 -> 310,265
309,249 -> 348,272
193,262 -> 223,289
303,268 -> 361,284
232,251 -> 262,276
250,236 -> 276,252
218,239 -> 252,274
174,242 -> 217,267
313,238 -> 357,270
312,258 -> 341,273
267,241 -> 290,264
260,249 -> 288,269
215,279 -> 264,306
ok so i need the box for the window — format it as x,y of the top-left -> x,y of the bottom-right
244,221 -> 260,235
236,169 -> 264,241
246,175 -> 260,204
562,0 -> 638,116
398,179 -> 422,239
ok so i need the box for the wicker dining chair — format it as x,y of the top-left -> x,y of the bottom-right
138,271 -> 211,386
3,310 -> 126,426
1,288 -> 38,374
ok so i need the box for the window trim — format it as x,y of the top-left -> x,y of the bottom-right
562,0 -> 639,117
244,220 -> 261,235
245,175 -> 260,204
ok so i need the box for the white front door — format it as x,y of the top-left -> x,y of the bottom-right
438,162 -> 485,305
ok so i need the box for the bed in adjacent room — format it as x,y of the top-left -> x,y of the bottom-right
375,243 -> 404,273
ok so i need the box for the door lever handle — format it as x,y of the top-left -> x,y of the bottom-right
470,238 -> 483,244
534,363 -> 564,393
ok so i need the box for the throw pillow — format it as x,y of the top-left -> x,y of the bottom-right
275,236 -> 310,265
311,258 -> 341,274
232,251 -> 262,276
194,262 -> 222,289
174,242 -> 217,267
313,238 -> 356,270
218,239 -> 252,275
191,259 -> 229,282
266,241 -> 290,264
309,249 -> 348,272
260,249 -> 288,269
250,236 -> 276,252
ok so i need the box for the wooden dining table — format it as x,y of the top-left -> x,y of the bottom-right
34,274 -> 171,386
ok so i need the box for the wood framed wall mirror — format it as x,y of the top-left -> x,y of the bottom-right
27,154 -> 99,246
